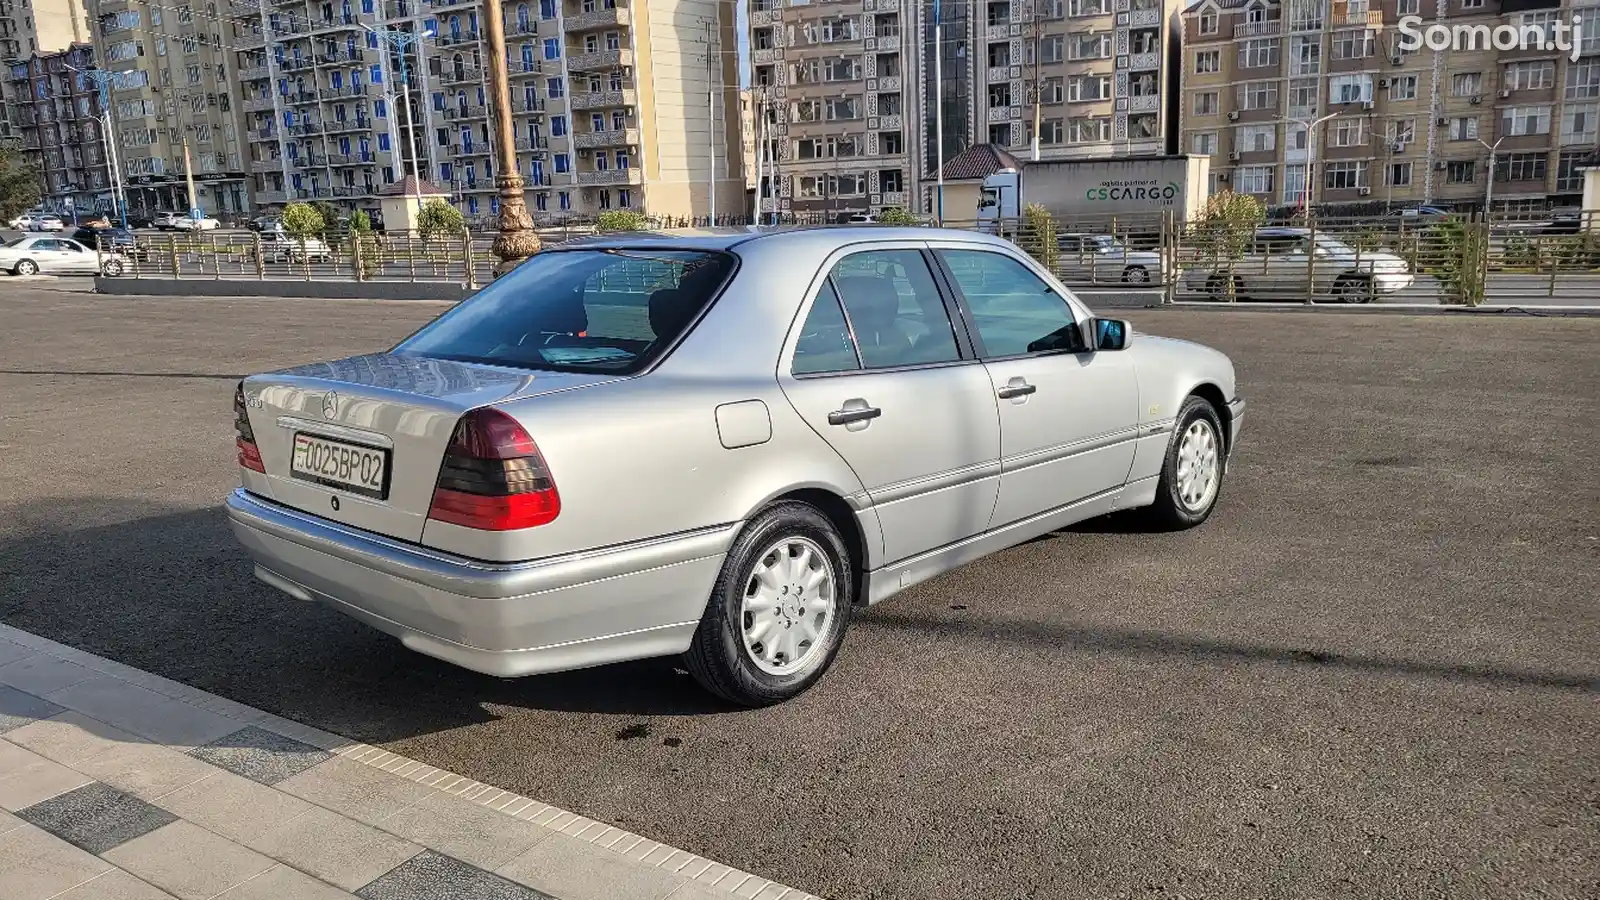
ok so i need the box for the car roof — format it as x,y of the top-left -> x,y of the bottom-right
553,225 -> 1015,254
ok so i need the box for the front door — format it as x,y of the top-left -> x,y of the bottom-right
932,245 -> 1140,529
779,245 -> 1001,565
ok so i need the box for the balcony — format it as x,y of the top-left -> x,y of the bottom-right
439,65 -> 484,84
1338,10 -> 1382,27
1233,20 -> 1281,38
384,0 -> 414,16
243,97 -> 277,114
987,65 -> 1015,82
510,20 -> 540,38
309,14 -> 360,33
576,168 -> 641,186
287,121 -> 323,135
279,57 -> 316,72
752,48 -> 781,65
239,65 -> 270,81
328,152 -> 376,164
253,126 -> 279,140
567,49 -> 632,71
750,9 -> 778,27
229,0 -> 258,13
293,154 -> 326,167
881,190 -> 907,206
435,30 -> 480,47
323,117 -> 372,133
249,156 -> 282,171
564,7 -> 630,32
1129,94 -> 1160,112
569,89 -> 634,110
508,60 -> 545,78
284,90 -> 320,105
514,135 -> 549,151
443,104 -> 490,121
452,142 -> 492,157
1128,51 -> 1159,70
1128,7 -> 1161,26
511,97 -> 547,114
255,189 -> 289,204
573,127 -> 637,149
325,84 -> 368,98
985,23 -> 1012,40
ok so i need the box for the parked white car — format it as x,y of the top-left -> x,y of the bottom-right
1,236 -> 127,276
1182,227 -> 1415,303
172,216 -> 222,231
266,232 -> 333,263
1056,233 -> 1167,284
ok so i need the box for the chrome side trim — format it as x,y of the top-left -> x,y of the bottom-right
869,459 -> 1003,507
275,416 -> 396,449
226,489 -> 738,600
999,427 -> 1142,473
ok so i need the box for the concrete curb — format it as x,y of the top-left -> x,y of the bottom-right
94,277 -> 470,302
0,623 -> 822,900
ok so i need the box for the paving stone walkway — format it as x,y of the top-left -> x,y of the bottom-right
0,625 -> 817,900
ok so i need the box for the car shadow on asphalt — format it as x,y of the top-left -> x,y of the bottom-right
0,500 -> 740,750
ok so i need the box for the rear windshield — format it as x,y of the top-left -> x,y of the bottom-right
393,248 -> 736,374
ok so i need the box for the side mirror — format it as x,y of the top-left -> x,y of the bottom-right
1087,317 -> 1130,352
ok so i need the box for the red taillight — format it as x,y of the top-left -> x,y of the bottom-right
427,408 -> 560,531
234,381 -> 265,473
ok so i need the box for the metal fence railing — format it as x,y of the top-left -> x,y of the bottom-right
90,211 -> 1600,306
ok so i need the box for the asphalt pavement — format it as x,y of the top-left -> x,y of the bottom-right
0,287 -> 1595,900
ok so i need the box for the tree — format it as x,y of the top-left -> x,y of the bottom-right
417,198 -> 466,241
347,210 -> 381,278
281,201 -> 325,236
596,209 -> 648,232
0,147 -> 41,223
1190,191 -> 1265,301
1017,203 -> 1059,270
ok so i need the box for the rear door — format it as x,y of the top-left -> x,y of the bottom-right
931,244 -> 1140,530
778,244 -> 1001,565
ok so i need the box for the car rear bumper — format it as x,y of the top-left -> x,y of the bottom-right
225,488 -> 733,677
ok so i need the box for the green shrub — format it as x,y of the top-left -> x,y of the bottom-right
876,207 -> 920,226
596,209 -> 649,232
417,198 -> 466,241
282,202 -> 324,237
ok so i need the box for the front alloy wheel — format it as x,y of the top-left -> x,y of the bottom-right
1141,395 -> 1227,530
14,259 -> 38,276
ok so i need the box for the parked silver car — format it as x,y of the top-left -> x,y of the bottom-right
227,227 -> 1244,705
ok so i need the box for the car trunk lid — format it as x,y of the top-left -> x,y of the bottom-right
241,353 -> 620,542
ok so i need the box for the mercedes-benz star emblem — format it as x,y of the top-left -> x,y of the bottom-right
321,392 -> 339,420
330,496 -> 341,511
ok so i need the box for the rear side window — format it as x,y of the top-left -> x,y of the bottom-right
792,281 -> 861,375
394,249 -> 734,374
828,249 -> 960,369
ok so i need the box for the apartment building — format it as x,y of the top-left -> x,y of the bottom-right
58,0 -> 254,218
0,0 -> 91,142
8,42 -> 117,214
229,0 -> 741,223
748,0 -> 1182,219
1181,0 -> 1600,211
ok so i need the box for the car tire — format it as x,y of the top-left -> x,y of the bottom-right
1141,395 -> 1226,531
684,501 -> 854,707
102,259 -> 124,277
1333,275 -> 1375,304
1123,265 -> 1150,284
14,259 -> 38,276
1205,273 -> 1245,302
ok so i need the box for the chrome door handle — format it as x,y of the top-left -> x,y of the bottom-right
997,382 -> 1037,399
827,406 -> 881,426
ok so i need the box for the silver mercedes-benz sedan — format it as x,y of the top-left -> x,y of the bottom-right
227,227 -> 1244,706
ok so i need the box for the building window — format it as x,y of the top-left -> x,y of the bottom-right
1387,162 -> 1412,186
1450,117 -> 1478,141
1330,118 -> 1366,147
1195,50 -> 1219,75
1193,91 -> 1218,116
1389,75 -> 1417,101
1506,61 -> 1554,92
543,38 -> 560,59
1235,165 -> 1274,194
1446,160 -> 1475,184
1563,103 -> 1598,145
1068,33 -> 1107,61
1191,132 -> 1217,155
1331,29 -> 1372,60
1238,39 -> 1277,69
1323,161 -> 1365,190
1329,74 -> 1372,104
1236,82 -> 1278,111
1451,72 -> 1482,97
553,152 -> 569,172
1565,60 -> 1600,100
1198,9 -> 1217,34
1236,124 -> 1274,152
1502,106 -> 1551,136
1556,151 -> 1588,191
1495,152 -> 1547,182
1066,116 -> 1110,143
1069,75 -> 1110,101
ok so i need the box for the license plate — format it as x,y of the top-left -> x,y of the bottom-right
290,433 -> 389,500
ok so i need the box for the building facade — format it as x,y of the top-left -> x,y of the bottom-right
1181,0 -> 1600,211
747,0 -> 1183,220
228,0 -> 742,225
1,0 -> 91,143
9,43 -> 116,216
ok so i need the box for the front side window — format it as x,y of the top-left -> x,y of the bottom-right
938,250 -> 1082,356
394,250 -> 734,374
823,250 -> 961,369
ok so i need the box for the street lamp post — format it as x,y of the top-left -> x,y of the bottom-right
1278,111 -> 1341,219
1476,136 -> 1506,220
480,0 -> 539,274
365,24 -> 435,218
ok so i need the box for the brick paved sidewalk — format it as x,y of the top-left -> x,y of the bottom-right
0,625 -> 818,900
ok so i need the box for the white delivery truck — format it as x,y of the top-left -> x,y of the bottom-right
976,155 -> 1212,236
